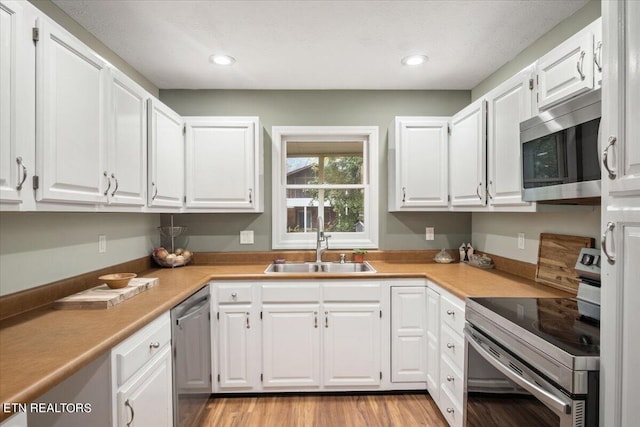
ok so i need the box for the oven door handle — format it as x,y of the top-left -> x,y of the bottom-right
464,328 -> 572,416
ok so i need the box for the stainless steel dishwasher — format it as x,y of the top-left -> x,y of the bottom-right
171,285 -> 212,427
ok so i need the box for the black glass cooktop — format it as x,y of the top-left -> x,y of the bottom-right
470,297 -> 600,357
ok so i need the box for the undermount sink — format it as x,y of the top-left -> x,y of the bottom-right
264,261 -> 376,274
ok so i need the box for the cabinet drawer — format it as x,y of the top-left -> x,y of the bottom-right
113,312 -> 171,387
441,323 -> 465,371
262,283 -> 320,302
440,353 -> 464,404
440,294 -> 465,335
439,384 -> 463,427
323,283 -> 381,301
217,283 -> 253,303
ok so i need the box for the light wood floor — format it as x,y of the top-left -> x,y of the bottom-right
198,393 -> 449,427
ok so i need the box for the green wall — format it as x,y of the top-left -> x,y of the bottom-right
160,90 -> 473,252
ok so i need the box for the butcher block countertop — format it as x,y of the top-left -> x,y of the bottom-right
0,261 -> 570,419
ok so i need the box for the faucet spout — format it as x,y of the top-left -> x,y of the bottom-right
316,216 -> 330,263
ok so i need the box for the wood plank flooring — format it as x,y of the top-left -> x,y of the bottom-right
198,393 -> 449,427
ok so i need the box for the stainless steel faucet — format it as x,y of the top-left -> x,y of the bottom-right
315,216 -> 330,263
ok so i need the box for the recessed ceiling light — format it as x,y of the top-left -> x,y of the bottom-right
210,54 -> 236,66
401,55 -> 428,66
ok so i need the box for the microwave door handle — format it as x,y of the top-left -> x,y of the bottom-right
464,328 -> 572,416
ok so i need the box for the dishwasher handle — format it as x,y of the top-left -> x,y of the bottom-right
176,297 -> 209,329
464,327 -> 572,416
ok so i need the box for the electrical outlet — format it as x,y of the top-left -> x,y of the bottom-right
240,230 -> 254,245
517,233 -> 525,250
425,227 -> 435,241
98,235 -> 107,253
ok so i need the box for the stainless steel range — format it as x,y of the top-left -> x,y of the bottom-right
463,248 -> 601,427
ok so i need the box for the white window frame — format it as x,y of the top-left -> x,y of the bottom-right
272,126 -> 379,250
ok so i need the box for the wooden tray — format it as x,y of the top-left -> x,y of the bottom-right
536,233 -> 594,294
54,277 -> 159,310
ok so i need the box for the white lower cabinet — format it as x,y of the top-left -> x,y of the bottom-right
426,288 -> 441,399
262,304 -> 321,388
111,312 -> 173,427
323,303 -> 381,387
391,286 -> 427,383
217,304 -> 258,390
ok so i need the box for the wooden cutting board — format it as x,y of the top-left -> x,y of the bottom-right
536,233 -> 595,293
54,277 -> 159,310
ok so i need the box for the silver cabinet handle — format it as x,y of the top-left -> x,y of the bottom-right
248,188 -> 252,204
16,157 -> 27,190
487,180 -> 493,200
446,310 -> 455,316
402,186 -> 406,203
325,311 -> 329,328
110,173 -> 119,197
103,171 -> 111,196
577,50 -> 586,80
314,311 -> 318,328
594,41 -> 603,72
246,312 -> 250,329
447,343 -> 455,349
151,182 -> 158,200
125,399 -> 135,427
149,341 -> 160,349
446,375 -> 454,382
446,408 -> 455,414
603,136 -> 617,179
476,182 -> 482,200
602,221 -> 616,265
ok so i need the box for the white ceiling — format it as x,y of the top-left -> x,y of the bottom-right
52,0 -> 589,90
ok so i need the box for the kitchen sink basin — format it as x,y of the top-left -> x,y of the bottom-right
264,261 -> 376,274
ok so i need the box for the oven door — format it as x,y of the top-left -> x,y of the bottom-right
464,325 -> 587,427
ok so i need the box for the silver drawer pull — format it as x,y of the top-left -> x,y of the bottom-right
125,399 -> 135,427
446,310 -> 455,316
246,312 -> 250,329
446,408 -> 455,414
447,343 -> 455,349
149,342 -> 160,349
446,375 -> 454,382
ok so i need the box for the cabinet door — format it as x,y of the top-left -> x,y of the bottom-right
537,28 -> 594,110
391,287 -> 427,382
107,69 -> 147,206
147,98 -> 184,208
185,117 -> 261,211
0,0 -> 34,206
262,304 -> 321,388
323,303 -> 381,387
217,304 -> 256,389
426,288 -> 440,399
486,67 -> 534,207
450,100 -> 487,207
36,19 -> 109,204
604,3 -> 640,198
116,346 -> 173,427
390,117 -> 449,210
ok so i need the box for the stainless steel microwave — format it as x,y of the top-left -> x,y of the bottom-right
520,89 -> 601,203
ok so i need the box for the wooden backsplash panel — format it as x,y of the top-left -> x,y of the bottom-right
535,233 -> 595,294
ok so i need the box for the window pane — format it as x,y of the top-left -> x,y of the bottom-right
286,157 -> 318,185
322,155 -> 363,185
286,141 -> 363,185
324,189 -> 364,232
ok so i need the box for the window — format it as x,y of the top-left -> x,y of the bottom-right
272,126 -> 379,249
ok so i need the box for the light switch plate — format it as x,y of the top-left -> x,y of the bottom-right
425,227 -> 435,241
518,233 -> 525,249
98,235 -> 107,253
240,230 -> 254,245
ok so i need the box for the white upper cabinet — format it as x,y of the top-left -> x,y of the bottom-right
106,69 -> 148,206
35,18 -> 109,204
536,24 -> 594,110
147,98 -> 184,208
0,0 -> 36,208
388,117 -> 449,211
184,117 -> 262,212
449,100 -> 487,207
486,66 -> 535,208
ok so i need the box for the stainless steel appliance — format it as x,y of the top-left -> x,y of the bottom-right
464,251 -> 601,427
171,285 -> 212,427
520,89 -> 601,203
